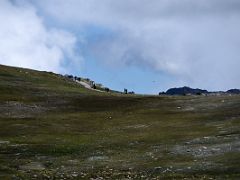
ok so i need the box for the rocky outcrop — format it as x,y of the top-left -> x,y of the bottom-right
165,86 -> 208,95
227,89 -> 240,94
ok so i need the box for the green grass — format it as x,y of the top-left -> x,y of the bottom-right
0,64 -> 240,179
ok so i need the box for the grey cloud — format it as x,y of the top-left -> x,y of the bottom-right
34,0 -> 240,23
18,1 -> 240,89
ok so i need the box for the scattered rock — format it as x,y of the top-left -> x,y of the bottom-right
172,139 -> 240,158
88,156 -> 109,161
125,124 -> 149,129
20,162 -> 45,171
0,140 -> 10,144
72,172 -> 78,177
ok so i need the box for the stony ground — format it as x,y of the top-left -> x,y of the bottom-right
0,65 -> 240,179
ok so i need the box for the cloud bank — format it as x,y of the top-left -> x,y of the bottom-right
0,0 -> 81,73
34,0 -> 240,90
1,0 -> 240,91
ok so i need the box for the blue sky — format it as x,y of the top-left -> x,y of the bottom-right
78,56 -> 177,94
1,0 -> 240,94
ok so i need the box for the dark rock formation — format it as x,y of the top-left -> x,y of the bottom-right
227,89 -> 240,94
165,86 -> 208,95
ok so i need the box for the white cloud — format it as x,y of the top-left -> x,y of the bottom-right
0,0 -> 81,73
2,0 -> 240,90
32,0 -> 240,90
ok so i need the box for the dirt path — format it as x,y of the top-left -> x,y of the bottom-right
75,80 -> 104,92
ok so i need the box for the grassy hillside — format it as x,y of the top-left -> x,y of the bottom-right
0,64 -> 240,179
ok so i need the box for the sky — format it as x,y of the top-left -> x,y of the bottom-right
0,0 -> 240,94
